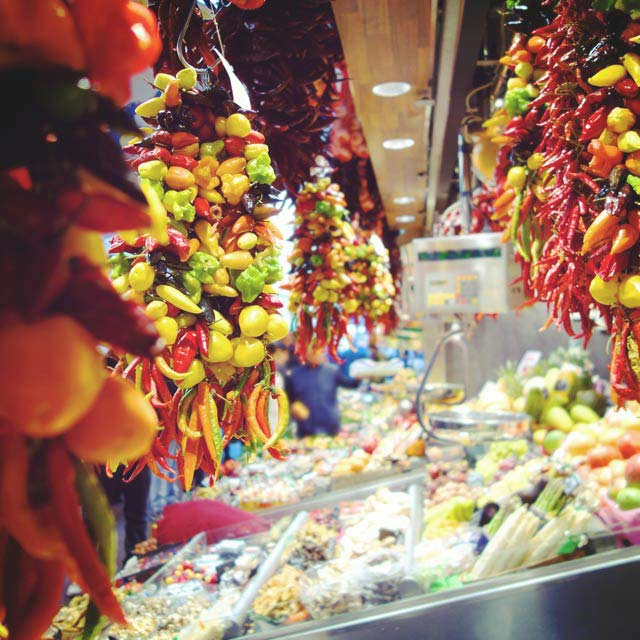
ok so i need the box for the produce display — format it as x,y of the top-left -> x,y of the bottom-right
110,67 -> 290,487
0,0 -> 162,636
486,0 -> 640,403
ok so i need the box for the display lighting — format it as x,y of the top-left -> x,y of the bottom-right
372,81 -> 411,97
382,138 -> 415,150
395,214 -> 417,224
393,196 -> 416,205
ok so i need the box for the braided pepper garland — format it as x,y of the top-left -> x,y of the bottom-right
288,178 -> 396,362
110,68 -> 290,488
0,0 -> 162,635
486,0 -> 640,403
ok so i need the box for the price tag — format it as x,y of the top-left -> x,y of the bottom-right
516,350 -> 542,376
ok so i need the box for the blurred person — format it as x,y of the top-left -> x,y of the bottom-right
286,347 -> 359,437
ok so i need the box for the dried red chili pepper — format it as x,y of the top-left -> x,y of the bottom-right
172,329 -> 198,373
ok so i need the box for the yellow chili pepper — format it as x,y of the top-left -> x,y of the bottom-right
220,250 -> 253,270
154,356 -> 191,380
198,187 -> 226,203
220,174 -> 250,205
203,283 -> 238,297
623,53 -> 640,87
155,284 -> 202,314
581,210 -> 621,254
618,130 -> 640,153
216,157 -> 247,176
140,179 -> 169,245
608,107 -> 637,133
627,150 -> 640,176
588,64 -> 627,87
193,156 -> 220,189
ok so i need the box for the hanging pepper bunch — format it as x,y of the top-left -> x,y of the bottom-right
111,68 -> 290,489
491,0 -> 640,403
342,243 -> 397,334
0,0 -> 161,636
288,178 -> 358,362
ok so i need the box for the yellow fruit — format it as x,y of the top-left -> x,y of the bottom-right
226,113 -> 252,138
0,316 -> 105,437
233,337 -> 266,367
533,428 -> 547,446
128,262 -> 155,291
112,274 -> 129,294
204,331 -> 234,363
239,305 -> 269,337
65,377 -> 157,463
618,274 -> 640,308
179,359 -> 207,389
210,310 -> 233,336
145,300 -> 168,320
154,316 -> 179,346
266,314 -> 289,342
589,275 -> 620,306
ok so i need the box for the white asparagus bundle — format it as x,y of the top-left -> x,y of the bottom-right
523,507 -> 591,567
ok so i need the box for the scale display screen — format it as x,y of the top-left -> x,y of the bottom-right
409,233 -> 524,316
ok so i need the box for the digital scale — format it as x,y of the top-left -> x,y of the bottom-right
401,233 -> 530,446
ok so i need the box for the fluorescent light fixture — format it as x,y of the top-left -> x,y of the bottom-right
372,81 -> 411,97
393,196 -> 416,206
382,138 -> 414,150
395,214 -> 417,224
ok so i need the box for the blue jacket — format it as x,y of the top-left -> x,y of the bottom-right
285,363 -> 359,436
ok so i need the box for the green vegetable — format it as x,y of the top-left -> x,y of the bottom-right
163,189 -> 196,222
506,0 -> 519,8
310,254 -> 324,267
188,251 -> 220,284
236,250 -> 283,302
200,140 -> 225,158
627,174 -> 640,196
182,271 -> 202,303
504,87 -> 533,118
140,177 -> 164,201
108,253 -> 130,279
246,151 -> 276,185
592,0 -> 640,10
315,200 -> 331,214
236,264 -> 266,303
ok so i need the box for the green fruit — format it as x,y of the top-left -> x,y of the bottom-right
543,429 -> 565,454
616,486 -> 640,510
541,405 -> 574,433
569,404 -> 600,424
576,389 -> 608,416
525,387 -> 545,422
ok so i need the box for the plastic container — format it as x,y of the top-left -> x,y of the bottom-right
299,560 -> 364,619
597,495 -> 640,546
355,549 -> 405,605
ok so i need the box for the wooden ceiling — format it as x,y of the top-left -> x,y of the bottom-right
332,0 -> 438,233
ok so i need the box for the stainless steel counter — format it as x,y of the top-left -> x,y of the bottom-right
242,546 -> 640,640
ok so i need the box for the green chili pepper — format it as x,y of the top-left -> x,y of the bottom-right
510,191 -> 524,243
108,253 -> 130,279
163,189 -> 196,222
182,271 -> 203,304
188,251 -> 220,284
246,151 -> 276,185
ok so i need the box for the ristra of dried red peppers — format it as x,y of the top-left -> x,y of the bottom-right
110,68 -> 290,486
486,1 -> 640,402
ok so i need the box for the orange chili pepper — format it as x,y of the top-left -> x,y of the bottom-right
581,210 -> 620,254
181,408 -> 201,491
246,383 -> 268,444
196,383 -> 222,478
587,140 -> 623,178
611,224 -> 640,254
47,441 -> 126,624
493,187 -> 517,211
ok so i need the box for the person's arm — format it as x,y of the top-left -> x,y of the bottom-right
336,368 -> 360,389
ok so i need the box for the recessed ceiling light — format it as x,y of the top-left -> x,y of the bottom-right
372,81 -> 411,97
393,196 -> 416,206
382,138 -> 415,150
395,214 -> 417,224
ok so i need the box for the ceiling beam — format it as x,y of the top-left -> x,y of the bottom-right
425,0 -> 492,234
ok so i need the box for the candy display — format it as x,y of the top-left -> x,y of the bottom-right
0,0 -> 163,635
110,67 -> 291,487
